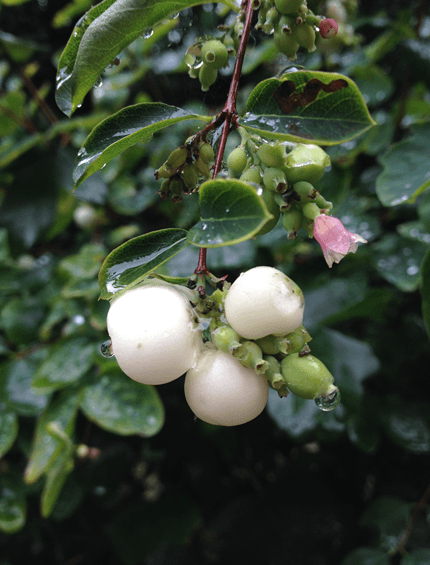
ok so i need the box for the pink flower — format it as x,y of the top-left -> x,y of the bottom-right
313,215 -> 367,268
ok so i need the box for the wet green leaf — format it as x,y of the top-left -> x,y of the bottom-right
55,0 -> 234,117
376,123 -> 430,206
32,337 -> 96,394
240,71 -> 376,145
187,179 -> 272,248
359,496 -> 411,551
0,476 -> 26,534
380,396 -> 430,453
41,447 -> 74,518
24,391 -> 80,484
3,355 -> 50,416
98,228 -> 189,300
0,297 -> 46,345
372,233 -> 427,292
80,369 -> 164,437
340,548 -> 389,565
0,406 -> 18,458
420,247 -> 430,340
73,103 -> 209,187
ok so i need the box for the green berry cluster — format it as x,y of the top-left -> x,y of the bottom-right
201,267 -> 340,410
225,131 -> 333,239
256,0 -> 325,59
154,139 -> 214,202
186,34 -> 235,91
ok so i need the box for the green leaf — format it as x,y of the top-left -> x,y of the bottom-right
0,297 -> 46,345
73,103 -> 209,187
2,355 -> 50,417
0,406 -> 18,458
0,91 -> 26,137
240,71 -> 376,146
32,338 -> 96,394
372,233 -> 427,292
58,243 -> 106,280
359,496 -> 411,551
0,476 -> 26,534
187,179 -> 273,248
55,0 -> 233,117
376,122 -> 430,206
420,247 -> 430,340
380,396 -> 430,453
80,369 -> 164,437
98,228 -> 189,300
41,452 -> 74,518
24,391 -> 79,484
340,548 -> 389,565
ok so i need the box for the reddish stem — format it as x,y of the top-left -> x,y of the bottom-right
196,0 -> 255,274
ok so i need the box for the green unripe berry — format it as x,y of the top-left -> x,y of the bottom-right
227,147 -> 248,177
167,147 -> 188,170
201,40 -> 229,69
155,162 -> 172,179
284,144 -> 330,184
264,355 -> 289,397
234,340 -> 268,374
293,181 -> 315,203
273,29 -> 300,59
281,353 -> 334,399
278,15 -> 295,34
199,143 -> 214,164
240,166 -> 262,186
257,143 -> 286,168
275,0 -> 305,15
199,64 -> 218,91
292,23 -> 316,52
255,335 -> 281,355
169,178 -> 183,197
282,207 -> 302,238
257,189 -> 280,235
181,164 -> 198,188
302,202 -> 321,221
195,157 -> 211,179
263,167 -> 287,192
211,325 -> 243,355
315,192 -> 333,211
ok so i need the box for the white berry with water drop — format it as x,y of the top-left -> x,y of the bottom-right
224,266 -> 304,339
107,284 -> 202,385
184,348 -> 269,426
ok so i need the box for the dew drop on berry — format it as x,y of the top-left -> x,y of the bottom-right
315,387 -> 341,411
100,339 -> 114,358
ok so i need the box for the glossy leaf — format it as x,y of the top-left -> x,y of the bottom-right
0,477 -> 26,534
372,233 -> 427,292
98,228 -> 189,300
376,123 -> 430,206
55,0 -> 234,117
359,496 -> 411,551
0,407 -> 18,458
32,337 -> 96,395
24,391 -> 80,484
420,247 -> 430,340
80,369 -> 164,436
3,356 -> 50,416
240,71 -> 376,146
73,103 -> 209,187
187,179 -> 273,248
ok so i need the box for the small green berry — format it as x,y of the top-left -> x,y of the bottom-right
227,147 -> 248,177
281,353 -> 334,399
275,0 -> 306,15
201,40 -> 229,69
199,64 -> 218,91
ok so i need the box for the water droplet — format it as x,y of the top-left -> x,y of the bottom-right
100,340 -> 114,358
170,12 -> 180,19
73,30 -> 79,37
77,103 -> 83,108
315,387 -> 341,411
101,163 -> 106,169
94,76 -> 103,88
143,28 -> 153,39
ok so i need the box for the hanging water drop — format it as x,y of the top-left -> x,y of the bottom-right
94,76 -> 103,88
143,28 -> 154,39
315,387 -> 341,411
100,339 -> 114,358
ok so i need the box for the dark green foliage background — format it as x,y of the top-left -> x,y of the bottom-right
1,0 -> 430,564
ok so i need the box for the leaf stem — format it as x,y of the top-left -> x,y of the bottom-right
195,0 -> 255,274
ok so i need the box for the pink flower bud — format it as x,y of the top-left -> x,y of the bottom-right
313,214 -> 367,268
319,18 -> 338,39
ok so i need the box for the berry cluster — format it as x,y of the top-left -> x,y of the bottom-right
154,139 -> 214,201
226,133 -> 333,239
106,267 -> 340,427
186,37 -> 233,91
